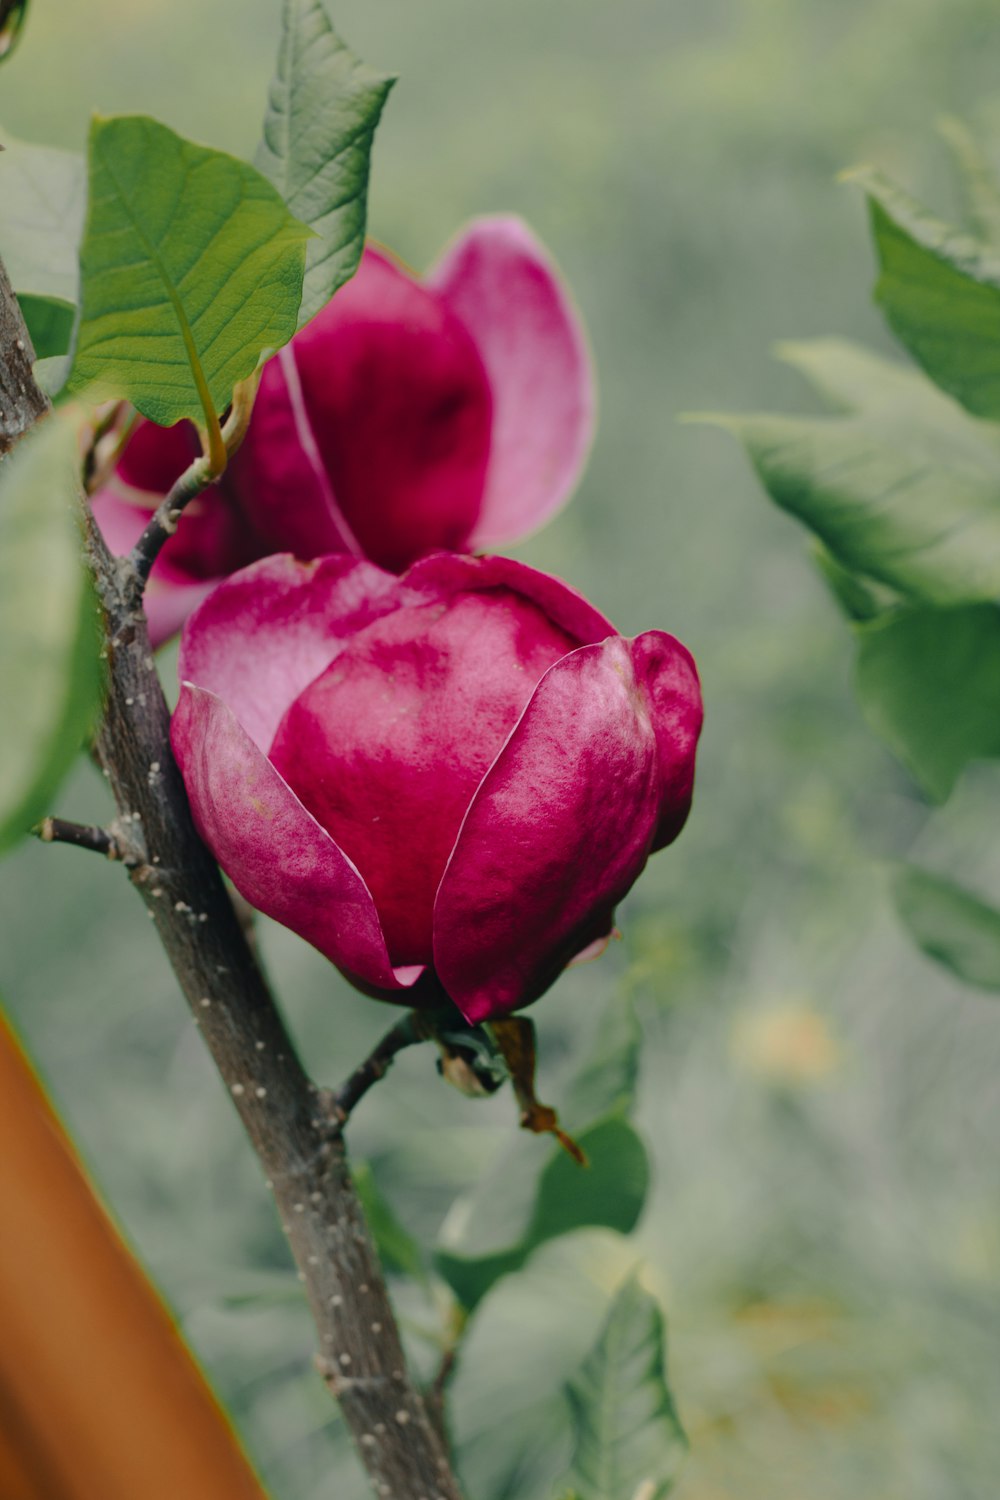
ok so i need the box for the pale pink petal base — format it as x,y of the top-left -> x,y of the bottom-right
429,216 -> 595,548
172,685 -> 416,994
434,636 -> 663,1024
178,554 -> 408,751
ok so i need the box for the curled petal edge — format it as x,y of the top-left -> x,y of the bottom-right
171,683 -> 419,995
428,215 -> 596,549
433,635 -> 673,1025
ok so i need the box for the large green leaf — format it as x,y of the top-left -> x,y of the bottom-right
937,116 -> 1000,249
257,0 -> 393,329
699,339 -> 1000,605
436,1117 -> 649,1312
564,1275 -> 687,1500
855,604 -> 1000,802
69,115 -> 311,428
0,408 -> 102,852
0,134 -> 85,304
893,866 -> 1000,992
18,295 -> 75,361
435,995 -> 648,1310
850,166 -> 1000,423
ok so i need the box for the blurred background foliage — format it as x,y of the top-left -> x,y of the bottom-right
3,0 -> 1000,1495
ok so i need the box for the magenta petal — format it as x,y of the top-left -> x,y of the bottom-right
433,637 -> 662,1025
172,685 -> 414,992
227,346 -> 362,560
428,216 -> 595,549
402,552 -> 616,646
178,554 -> 407,751
630,630 -> 703,850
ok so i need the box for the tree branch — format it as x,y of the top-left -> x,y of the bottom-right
331,1012 -> 436,1125
0,259 -> 49,450
128,454 -> 214,594
0,264 -> 463,1497
34,817 -> 125,861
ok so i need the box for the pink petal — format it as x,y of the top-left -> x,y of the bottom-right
178,554 -> 406,751
116,417 -> 202,494
428,216 -> 594,549
433,632 -> 699,1024
226,346 -> 360,560
268,585 -> 580,968
403,551 -> 616,645
630,630 -> 703,850
172,684 -> 414,993
238,248 -> 493,572
144,578 -> 222,648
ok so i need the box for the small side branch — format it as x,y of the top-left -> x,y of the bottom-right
332,1011 -> 434,1124
128,456 -> 214,594
126,372 -> 261,597
35,817 -> 123,860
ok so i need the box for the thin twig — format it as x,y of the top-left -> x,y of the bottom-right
0,265 -> 464,1498
332,1012 -> 436,1124
128,454 -> 214,594
34,817 -> 122,860
127,372 -> 261,596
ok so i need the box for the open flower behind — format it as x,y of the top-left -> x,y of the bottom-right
93,217 -> 594,644
171,553 -> 702,1025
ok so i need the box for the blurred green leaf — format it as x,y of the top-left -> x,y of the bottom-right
855,604 -> 1000,801
937,116 -> 1000,248
436,1117 -> 648,1312
435,995 -> 649,1310
0,0 -> 29,62
812,543 -> 884,623
69,115 -> 310,427
0,134 -> 85,304
257,0 -> 393,330
851,165 -> 1000,422
0,408 -> 102,852
564,1274 -> 687,1500
698,340 -> 1000,605
561,994 -> 641,1132
353,1161 -> 426,1281
893,866 -> 1000,991
18,294 -> 74,360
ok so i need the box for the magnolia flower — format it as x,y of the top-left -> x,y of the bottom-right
171,552 -> 702,1025
92,218 -> 594,644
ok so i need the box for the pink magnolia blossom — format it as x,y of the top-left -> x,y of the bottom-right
171,552 -> 702,1025
93,217 -> 594,645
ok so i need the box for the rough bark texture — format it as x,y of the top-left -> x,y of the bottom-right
1,262 -> 463,1500
0,261 -> 49,450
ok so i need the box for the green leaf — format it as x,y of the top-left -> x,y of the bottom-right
69,115 -> 311,428
937,116 -> 1000,248
812,543 -> 884,623
560,994 -> 642,1132
564,1275 -> 687,1500
696,339 -> 1000,605
850,165 -> 1000,422
855,604 -> 1000,802
893,866 -> 1000,991
0,408 -> 103,852
353,1161 -> 426,1282
18,294 -> 75,360
257,0 -> 393,329
0,0 -> 29,62
435,1117 -> 649,1312
0,134 -> 85,304
435,993 -> 650,1310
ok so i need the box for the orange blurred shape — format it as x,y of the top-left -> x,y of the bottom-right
0,1008 -> 269,1500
